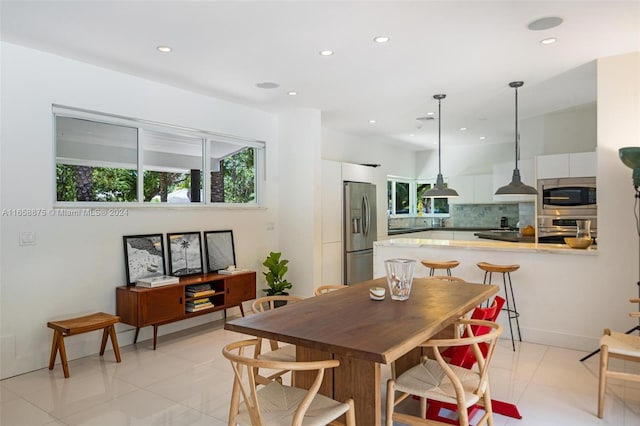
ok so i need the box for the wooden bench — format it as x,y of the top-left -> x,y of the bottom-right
47,312 -> 121,378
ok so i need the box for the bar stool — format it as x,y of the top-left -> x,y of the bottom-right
477,261 -> 521,351
421,260 -> 460,277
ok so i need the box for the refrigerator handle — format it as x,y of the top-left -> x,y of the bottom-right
363,193 -> 370,237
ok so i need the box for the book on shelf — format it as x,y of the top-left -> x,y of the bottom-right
191,298 -> 211,305
186,284 -> 212,292
185,289 -> 216,298
136,275 -> 179,287
186,302 -> 214,312
217,268 -> 248,275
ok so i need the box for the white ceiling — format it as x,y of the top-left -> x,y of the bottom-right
1,1 -> 639,151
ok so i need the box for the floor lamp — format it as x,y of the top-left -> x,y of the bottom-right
580,147 -> 640,362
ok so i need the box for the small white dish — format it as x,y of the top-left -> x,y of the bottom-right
369,286 -> 386,300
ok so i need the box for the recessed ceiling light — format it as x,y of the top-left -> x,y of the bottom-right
373,36 -> 390,43
540,37 -> 557,45
527,16 -> 563,31
319,50 -> 334,56
409,133 -> 415,137
256,82 -> 280,89
479,136 -> 486,140
426,112 -> 435,116
460,127 -> 467,131
369,119 -> 376,124
288,91 -> 297,96
156,46 -> 172,53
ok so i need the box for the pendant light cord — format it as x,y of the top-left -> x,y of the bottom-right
438,97 -> 442,175
514,85 -> 519,170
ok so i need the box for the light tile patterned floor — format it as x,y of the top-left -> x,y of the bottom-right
2,318 -> 639,425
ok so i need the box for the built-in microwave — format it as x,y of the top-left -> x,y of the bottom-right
537,177 -> 597,216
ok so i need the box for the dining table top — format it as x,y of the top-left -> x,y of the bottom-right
225,277 -> 499,364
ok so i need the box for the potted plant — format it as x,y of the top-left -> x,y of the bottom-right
262,251 -> 292,297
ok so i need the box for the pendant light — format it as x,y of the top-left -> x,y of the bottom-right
423,94 -> 459,198
495,81 -> 538,195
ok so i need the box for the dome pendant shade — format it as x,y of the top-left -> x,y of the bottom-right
495,81 -> 537,196
619,147 -> 640,188
495,169 -> 538,195
423,94 -> 459,198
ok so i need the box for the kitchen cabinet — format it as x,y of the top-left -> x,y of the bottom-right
342,162 -> 374,183
322,160 -> 342,243
321,241 -> 342,284
536,152 -> 596,179
448,174 -> 493,204
493,159 -> 536,202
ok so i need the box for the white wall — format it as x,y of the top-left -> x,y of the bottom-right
0,42 -> 280,378
415,142 -> 514,178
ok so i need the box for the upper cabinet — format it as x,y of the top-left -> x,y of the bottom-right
342,163 -> 374,183
536,152 -> 596,179
448,174 -> 493,204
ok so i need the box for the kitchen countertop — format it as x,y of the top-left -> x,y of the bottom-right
375,237 -> 598,255
387,226 -> 515,236
474,231 -> 535,243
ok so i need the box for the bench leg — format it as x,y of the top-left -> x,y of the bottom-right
57,334 -> 70,378
108,325 -> 122,363
100,327 -> 109,355
49,330 -> 60,370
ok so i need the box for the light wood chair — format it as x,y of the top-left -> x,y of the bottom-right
314,284 -> 348,296
223,338 -> 356,426
424,275 -> 467,284
386,319 -> 503,426
251,295 -> 304,385
598,298 -> 640,419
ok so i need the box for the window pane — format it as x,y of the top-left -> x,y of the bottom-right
210,142 -> 256,203
387,181 -> 393,213
143,130 -> 203,203
395,182 -> 410,214
433,198 -> 449,213
55,116 -> 138,201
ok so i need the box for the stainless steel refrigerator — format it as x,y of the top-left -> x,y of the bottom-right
344,181 -> 377,285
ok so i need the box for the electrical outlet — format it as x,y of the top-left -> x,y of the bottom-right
19,231 -> 36,246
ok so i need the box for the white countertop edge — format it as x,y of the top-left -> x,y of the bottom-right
374,238 -> 598,255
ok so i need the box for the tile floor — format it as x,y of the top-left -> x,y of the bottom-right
2,318 -> 639,426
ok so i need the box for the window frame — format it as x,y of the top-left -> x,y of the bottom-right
53,105 -> 265,208
387,176 -> 450,218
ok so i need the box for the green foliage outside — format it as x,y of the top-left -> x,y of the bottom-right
56,147 -> 255,203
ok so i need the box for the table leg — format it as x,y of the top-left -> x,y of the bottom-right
153,325 -> 158,350
133,327 -> 140,344
334,354 -> 381,426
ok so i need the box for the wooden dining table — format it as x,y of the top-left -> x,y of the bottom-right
225,277 -> 498,425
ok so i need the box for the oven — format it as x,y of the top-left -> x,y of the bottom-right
537,177 -> 597,217
537,216 -> 597,244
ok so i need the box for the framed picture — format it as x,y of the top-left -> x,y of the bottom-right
167,232 -> 203,276
123,234 -> 166,285
204,230 -> 236,272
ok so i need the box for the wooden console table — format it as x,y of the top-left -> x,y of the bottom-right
116,271 -> 256,349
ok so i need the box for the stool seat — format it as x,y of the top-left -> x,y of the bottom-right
421,260 -> 460,269
421,260 -> 460,277
477,262 -> 520,274
48,312 -> 121,378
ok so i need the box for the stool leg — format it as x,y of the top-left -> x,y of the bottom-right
49,330 -> 60,370
108,325 -> 122,363
507,272 -> 522,342
482,271 -> 492,307
429,268 -> 435,277
502,272 -> 516,351
446,268 -> 452,277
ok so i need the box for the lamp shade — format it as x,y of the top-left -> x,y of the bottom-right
619,147 -> 640,188
495,169 -> 538,195
423,173 -> 459,198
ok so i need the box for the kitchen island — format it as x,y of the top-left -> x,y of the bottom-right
374,237 -> 599,351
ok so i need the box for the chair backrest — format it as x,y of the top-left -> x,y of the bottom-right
314,284 -> 348,296
424,275 -> 467,283
251,295 -> 303,313
422,319 -> 503,402
222,338 -> 341,426
446,296 -> 505,369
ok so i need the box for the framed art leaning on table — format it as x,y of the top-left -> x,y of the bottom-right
204,230 -> 236,272
122,234 -> 166,285
167,232 -> 203,276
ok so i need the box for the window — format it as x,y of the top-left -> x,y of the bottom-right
54,106 -> 264,206
387,177 -> 450,216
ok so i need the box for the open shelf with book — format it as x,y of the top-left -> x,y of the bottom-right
116,271 -> 256,349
